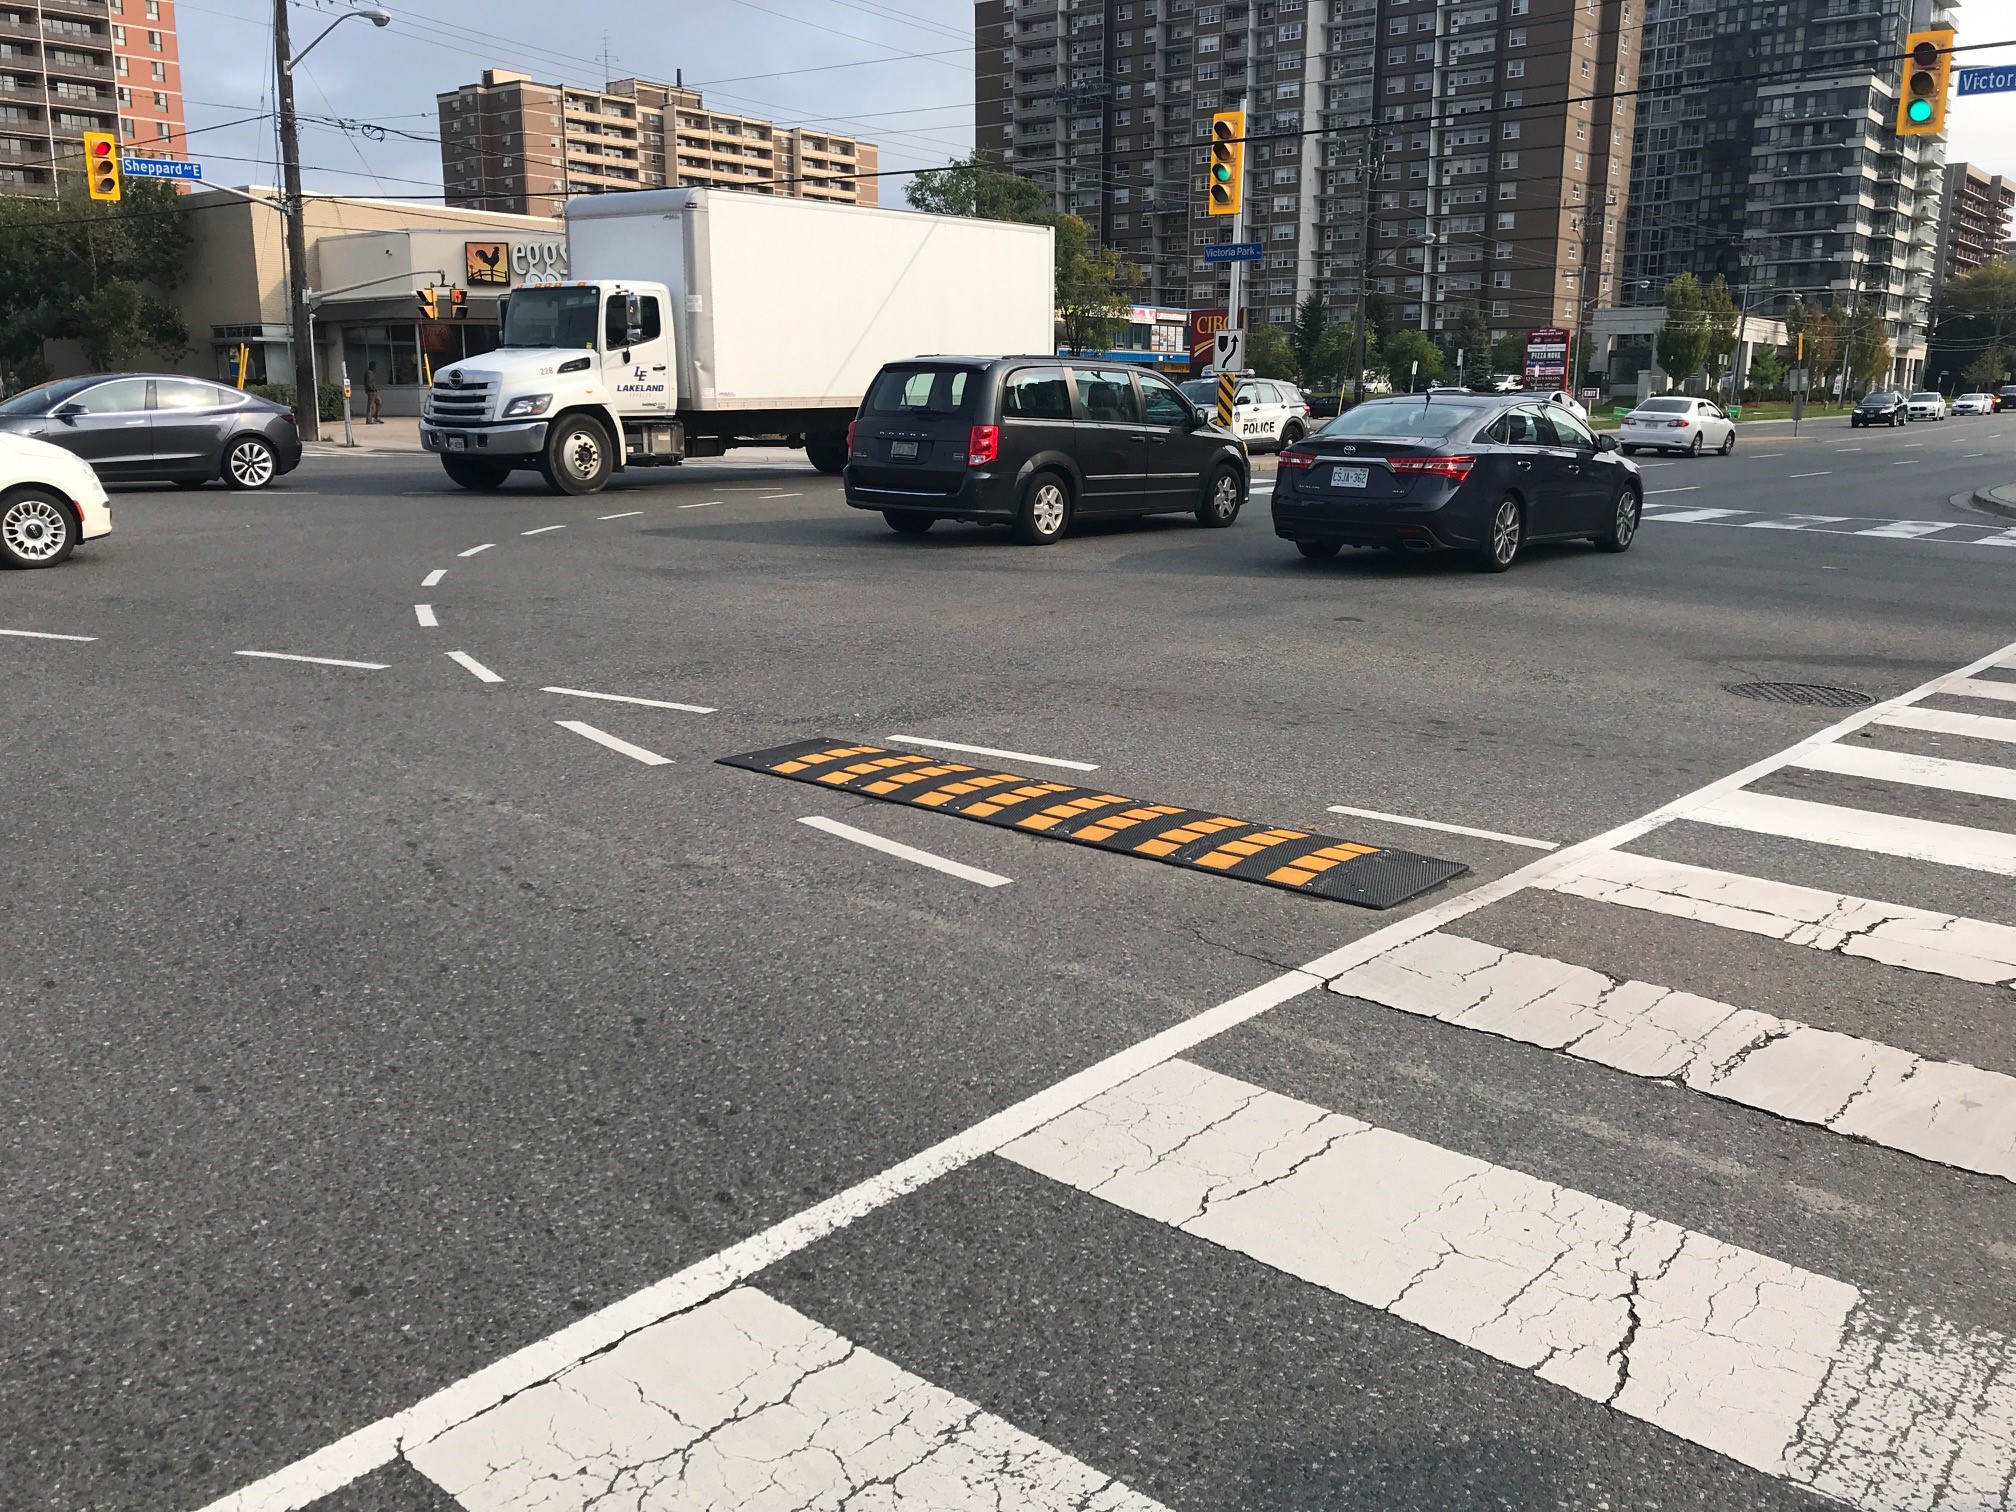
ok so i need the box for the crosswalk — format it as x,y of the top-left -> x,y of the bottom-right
204,643 -> 2016,1512
1644,501 -> 2016,547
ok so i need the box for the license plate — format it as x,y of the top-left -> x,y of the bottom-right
1330,465 -> 1369,489
889,440 -> 919,460
445,435 -> 467,452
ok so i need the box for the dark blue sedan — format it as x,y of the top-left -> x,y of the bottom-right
1271,393 -> 1642,572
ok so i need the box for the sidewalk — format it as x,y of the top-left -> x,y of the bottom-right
303,415 -> 424,455
1974,482 -> 2016,520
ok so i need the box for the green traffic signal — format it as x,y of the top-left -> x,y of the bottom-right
1213,164 -> 1231,181
1907,97 -> 1934,123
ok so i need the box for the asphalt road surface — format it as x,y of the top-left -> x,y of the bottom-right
7,411 -> 2016,1512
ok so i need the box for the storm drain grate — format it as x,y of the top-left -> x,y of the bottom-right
1723,681 -> 1874,708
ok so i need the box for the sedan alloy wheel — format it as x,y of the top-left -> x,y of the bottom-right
225,437 -> 277,489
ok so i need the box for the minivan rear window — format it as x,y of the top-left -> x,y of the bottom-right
864,366 -> 974,417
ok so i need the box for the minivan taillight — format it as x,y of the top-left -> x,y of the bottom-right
846,418 -> 857,452
967,424 -> 1000,467
1277,448 -> 1318,471
1389,455 -> 1476,482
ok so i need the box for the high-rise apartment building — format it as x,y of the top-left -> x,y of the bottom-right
1621,0 -> 1953,385
438,71 -> 877,219
0,0 -> 183,197
108,0 -> 183,156
1933,161 -> 2013,284
976,0 -> 1639,353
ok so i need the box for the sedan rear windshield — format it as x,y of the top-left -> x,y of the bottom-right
1318,399 -> 1486,441
1633,398 -> 1692,413
863,365 -> 976,417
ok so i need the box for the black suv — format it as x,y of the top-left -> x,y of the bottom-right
844,357 -> 1249,543
1851,391 -> 1907,427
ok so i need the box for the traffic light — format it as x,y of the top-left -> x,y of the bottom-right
1207,110 -> 1244,217
82,131 -> 120,202
418,287 -> 441,320
1895,28 -> 1953,135
448,288 -> 468,320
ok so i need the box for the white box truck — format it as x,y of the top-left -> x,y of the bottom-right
419,188 -> 1054,495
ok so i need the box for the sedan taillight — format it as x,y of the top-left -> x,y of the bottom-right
1389,455 -> 1476,482
1277,448 -> 1318,471
1667,419 -> 1691,428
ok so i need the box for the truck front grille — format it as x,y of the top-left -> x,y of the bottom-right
425,376 -> 495,423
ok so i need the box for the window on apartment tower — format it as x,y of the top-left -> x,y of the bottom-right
145,0 -> 158,14
155,121 -> 168,139
147,29 -> 161,49
111,23 -> 124,42
119,117 -> 135,138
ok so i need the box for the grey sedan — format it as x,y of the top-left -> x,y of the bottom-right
0,374 -> 303,489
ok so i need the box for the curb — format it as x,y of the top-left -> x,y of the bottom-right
1972,483 -> 2016,521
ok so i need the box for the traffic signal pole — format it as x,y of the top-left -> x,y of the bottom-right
1225,98 -> 1246,361
272,0 -> 318,441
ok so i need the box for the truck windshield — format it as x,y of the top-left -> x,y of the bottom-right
500,287 -> 601,350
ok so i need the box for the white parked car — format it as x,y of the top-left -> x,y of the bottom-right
0,430 -> 111,568
1906,391 -> 1948,421
1544,389 -> 1589,421
1617,396 -> 1737,457
1177,376 -> 1312,451
1953,392 -> 1996,416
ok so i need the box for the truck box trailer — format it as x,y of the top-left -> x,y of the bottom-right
418,188 -> 1055,495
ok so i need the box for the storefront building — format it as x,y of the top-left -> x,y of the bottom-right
170,188 -> 565,415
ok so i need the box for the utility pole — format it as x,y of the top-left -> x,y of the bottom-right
1351,137 -> 1384,406
273,0 -> 317,441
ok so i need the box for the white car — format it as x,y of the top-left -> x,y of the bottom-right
1543,389 -> 1589,421
1906,391 -> 1948,421
1179,376 -> 1312,451
1617,396 -> 1737,457
1954,392 -> 1995,416
0,429 -> 111,568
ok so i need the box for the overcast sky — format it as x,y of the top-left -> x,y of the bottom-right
178,1 -> 2015,211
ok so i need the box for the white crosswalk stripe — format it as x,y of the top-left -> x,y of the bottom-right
1691,789 -> 2016,876
1644,503 -> 2016,547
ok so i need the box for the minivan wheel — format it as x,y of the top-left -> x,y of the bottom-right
1595,485 -> 1641,553
1295,539 -> 1342,559
1196,465 -> 1242,528
539,414 -> 613,495
0,487 -> 74,568
1014,471 -> 1071,544
884,511 -> 933,536
224,436 -> 277,489
1477,494 -> 1522,572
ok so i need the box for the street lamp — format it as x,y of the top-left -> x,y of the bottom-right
1565,274 -> 1650,398
274,4 -> 391,442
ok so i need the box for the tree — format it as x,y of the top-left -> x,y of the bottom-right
1845,303 -> 1892,391
0,176 -> 191,384
1655,273 -> 1710,389
1746,344 -> 1787,396
1287,292 -> 1329,386
1245,321 -> 1296,380
1800,300 -> 1845,400
1382,328 -> 1443,391
1489,330 -> 1526,374
1928,261 -> 2016,388
1964,346 -> 2011,390
1438,301 -> 1491,384
904,154 -> 1053,225
1701,275 -> 1740,379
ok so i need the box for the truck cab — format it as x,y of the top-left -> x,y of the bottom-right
420,279 -> 684,494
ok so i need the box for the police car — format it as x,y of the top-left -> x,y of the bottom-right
1179,375 -> 1311,452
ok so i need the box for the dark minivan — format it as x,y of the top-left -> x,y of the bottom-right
844,357 -> 1248,543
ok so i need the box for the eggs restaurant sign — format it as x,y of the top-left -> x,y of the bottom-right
464,240 -> 569,288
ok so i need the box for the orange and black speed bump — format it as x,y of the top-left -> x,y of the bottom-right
718,740 -> 1469,909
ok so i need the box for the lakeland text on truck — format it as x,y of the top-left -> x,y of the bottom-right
418,187 -> 1055,496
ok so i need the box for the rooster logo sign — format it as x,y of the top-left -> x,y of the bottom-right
465,241 -> 508,286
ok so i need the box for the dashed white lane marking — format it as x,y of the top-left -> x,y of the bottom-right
407,1288 -> 1165,1512
1691,789 -> 2016,877
457,543 -> 493,557
1334,933 -> 2016,1181
521,524 -> 566,536
1789,471 -> 1832,478
444,650 -> 503,684
1753,453 -> 1785,457
1644,506 -> 1744,523
1788,740 -> 2016,801
1880,705 -> 2016,745
1834,447 -> 1865,452
1953,676 -> 2016,706
1002,1058 -> 2016,1509
235,650 -> 387,671
1324,804 -> 1557,850
193,637 -> 2016,1512
884,734 -> 1100,773
597,510 -> 643,520
676,500 -> 721,509
556,719 -> 672,766
421,569 -> 446,588
798,815 -> 1012,888
1646,486 -> 1700,496
542,686 -> 715,714
0,627 -> 96,642
760,492 -> 802,500
1537,849 -> 2016,988
413,605 -> 438,628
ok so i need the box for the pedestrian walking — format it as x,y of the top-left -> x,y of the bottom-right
365,364 -> 383,424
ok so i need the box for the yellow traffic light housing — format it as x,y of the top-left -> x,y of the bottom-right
82,130 -> 120,202
1207,110 -> 1244,217
418,286 -> 441,320
1895,28 -> 1952,135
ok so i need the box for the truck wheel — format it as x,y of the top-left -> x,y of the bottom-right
539,415 -> 613,495
806,437 -> 847,475
442,457 -> 512,491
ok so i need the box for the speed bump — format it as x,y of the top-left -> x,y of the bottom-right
719,739 -> 1468,909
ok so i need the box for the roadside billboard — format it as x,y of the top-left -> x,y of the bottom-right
1189,308 -> 1229,366
1524,326 -> 1570,386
